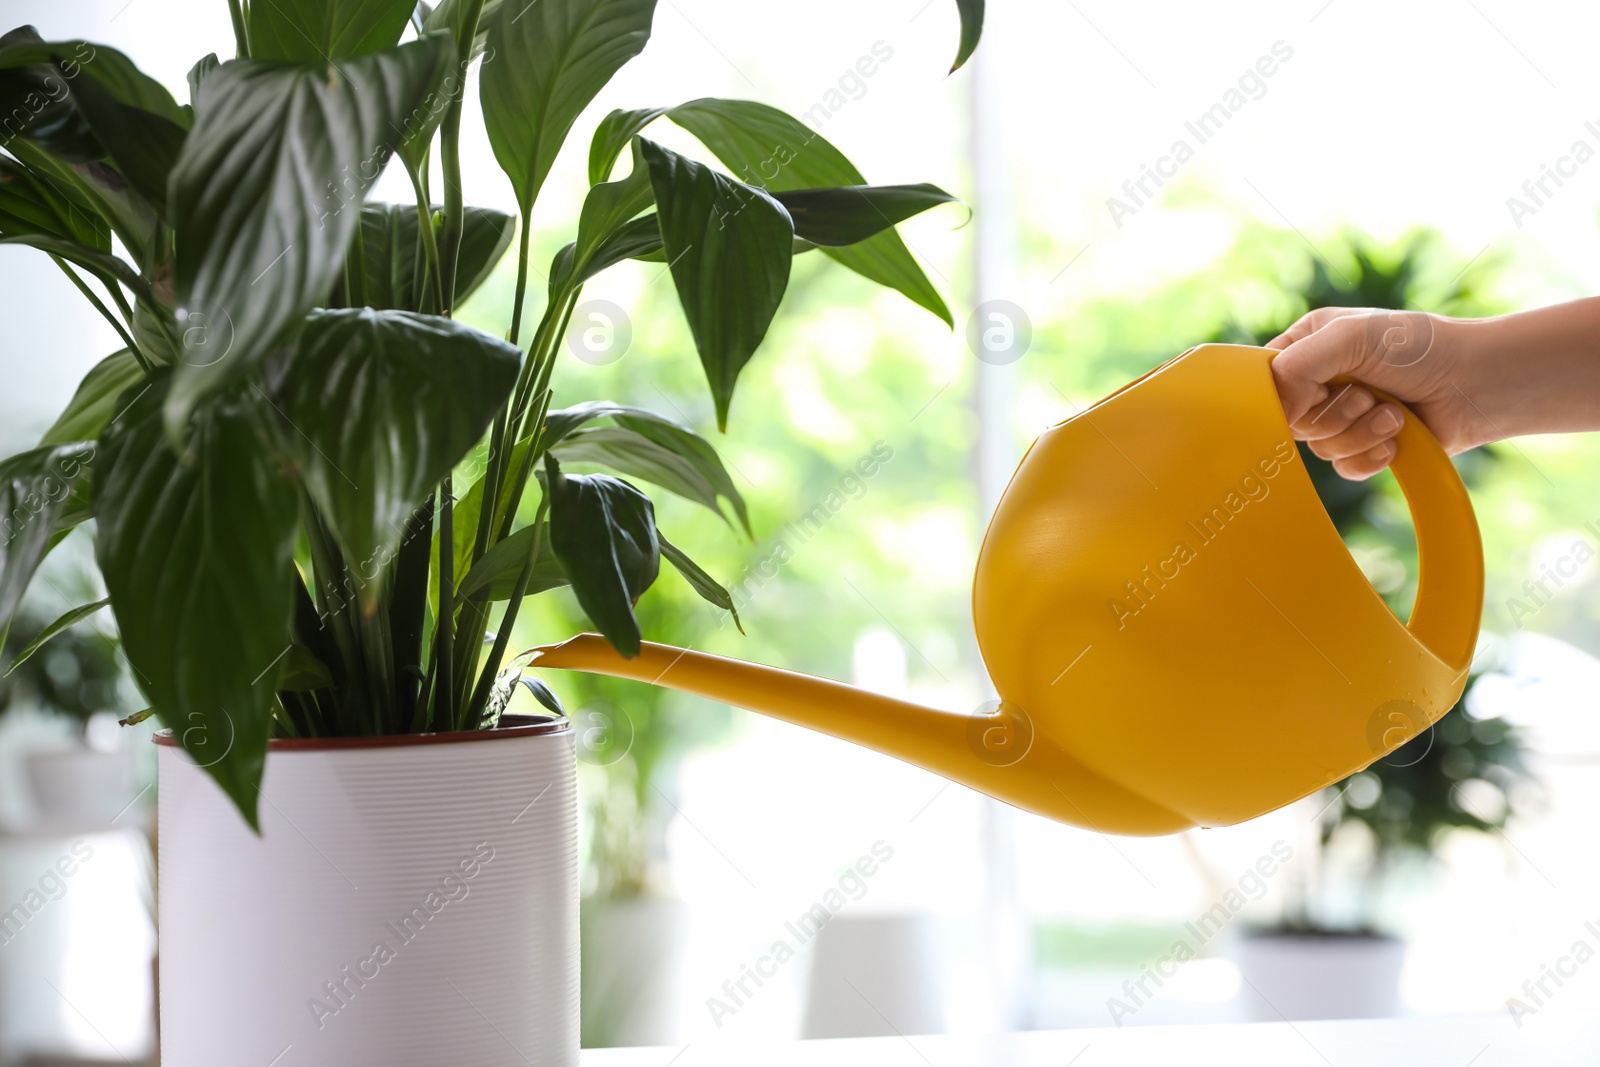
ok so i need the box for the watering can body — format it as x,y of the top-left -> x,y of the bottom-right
532,344 -> 1483,836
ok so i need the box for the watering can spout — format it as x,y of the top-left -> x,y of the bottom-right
526,635 -> 1198,835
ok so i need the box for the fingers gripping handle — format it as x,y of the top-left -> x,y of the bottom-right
1372,388 -> 1484,672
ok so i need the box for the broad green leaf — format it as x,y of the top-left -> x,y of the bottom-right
773,184 -> 960,247
39,350 -> 145,447
3,598 -> 109,678
552,420 -> 749,534
0,443 -> 94,640
0,28 -> 180,262
564,214 -> 662,290
573,139 -> 653,276
668,98 -> 952,325
61,68 -> 186,214
545,456 -> 659,657
94,375 -> 297,830
543,404 -> 749,535
3,139 -> 160,269
641,137 -> 793,431
952,0 -> 985,72
247,0 -> 417,62
261,308 -> 521,589
457,521 -> 567,601
0,30 -> 188,142
187,54 -> 218,106
0,31 -> 98,161
168,35 -> 452,435
480,0 -> 657,217
0,157 -> 110,250
588,106 -> 667,185
333,202 -> 514,312
659,533 -> 740,632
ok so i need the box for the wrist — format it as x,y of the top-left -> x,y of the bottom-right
1434,314 -> 1509,445
1447,299 -> 1600,442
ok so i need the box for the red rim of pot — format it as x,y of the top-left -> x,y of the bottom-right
152,712 -> 569,751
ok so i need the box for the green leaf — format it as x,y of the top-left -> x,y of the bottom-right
480,0 -> 657,217
773,184 -> 960,247
668,98 -> 952,326
276,644 -> 335,692
38,350 -> 146,447
457,520 -> 567,601
261,308 -> 521,589
422,0 -> 501,60
0,156 -> 110,250
0,31 -> 98,161
3,139 -> 160,269
0,29 -> 176,262
3,598 -> 109,678
641,137 -> 793,431
93,374 -> 297,830
187,54 -> 219,107
0,31 -> 188,162
543,404 -> 748,534
659,534 -> 740,632
518,674 -> 564,714
335,202 -> 514,312
544,456 -> 659,658
168,35 -> 452,434
551,414 -> 749,534
588,106 -> 668,185
247,0 -> 417,61
951,0 -> 985,72
0,443 -> 94,640
573,139 -> 653,274
0,234 -> 146,297
55,57 -> 187,214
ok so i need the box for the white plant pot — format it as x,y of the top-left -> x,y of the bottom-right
801,914 -> 946,1039
26,746 -> 133,832
580,896 -> 690,1047
1232,932 -> 1406,1021
157,714 -> 578,1067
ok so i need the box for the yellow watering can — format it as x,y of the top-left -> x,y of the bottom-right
530,344 -> 1483,836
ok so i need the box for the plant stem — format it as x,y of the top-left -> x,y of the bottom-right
466,498 -> 548,719
436,0 -> 486,317
227,0 -> 250,58
299,491 -> 368,736
507,213 -> 532,345
349,213 -> 369,308
407,169 -> 443,314
50,255 -> 149,373
435,479 -> 456,731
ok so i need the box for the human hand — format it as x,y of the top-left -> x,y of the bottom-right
1268,308 -> 1489,480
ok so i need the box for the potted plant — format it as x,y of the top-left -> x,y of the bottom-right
1234,651 -> 1533,1020
1211,234 -> 1535,1020
0,1 -> 982,1062
0,583 -> 130,829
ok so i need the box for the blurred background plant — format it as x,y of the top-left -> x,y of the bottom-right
0,601 -> 123,741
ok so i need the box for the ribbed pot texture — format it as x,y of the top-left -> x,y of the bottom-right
156,716 -> 578,1067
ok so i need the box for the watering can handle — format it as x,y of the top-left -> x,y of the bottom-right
1355,382 -> 1484,673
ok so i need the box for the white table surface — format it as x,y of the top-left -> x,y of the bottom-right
581,1012 -> 1599,1066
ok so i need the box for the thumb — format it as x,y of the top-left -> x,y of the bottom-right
1270,314 -> 1373,425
